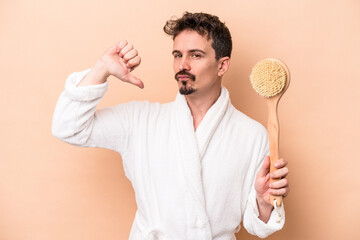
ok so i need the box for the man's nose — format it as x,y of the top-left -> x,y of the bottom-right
179,57 -> 191,71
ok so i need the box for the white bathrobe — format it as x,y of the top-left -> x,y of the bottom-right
52,69 -> 285,240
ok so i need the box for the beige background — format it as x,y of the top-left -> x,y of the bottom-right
1,0 -> 359,239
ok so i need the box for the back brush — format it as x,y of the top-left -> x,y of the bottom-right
250,58 -> 290,207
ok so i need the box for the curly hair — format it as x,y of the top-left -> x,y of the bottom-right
163,12 -> 232,60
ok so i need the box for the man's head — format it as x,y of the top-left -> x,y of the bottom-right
164,12 -> 232,61
164,12 -> 232,96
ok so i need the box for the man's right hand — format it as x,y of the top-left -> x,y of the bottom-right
78,41 -> 144,88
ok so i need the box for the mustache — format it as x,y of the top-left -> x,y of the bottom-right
175,70 -> 196,81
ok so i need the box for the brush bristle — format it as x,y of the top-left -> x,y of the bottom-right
250,59 -> 287,98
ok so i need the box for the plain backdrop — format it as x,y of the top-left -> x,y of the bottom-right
1,0 -> 359,239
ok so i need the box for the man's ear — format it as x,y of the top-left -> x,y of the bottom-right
217,57 -> 230,77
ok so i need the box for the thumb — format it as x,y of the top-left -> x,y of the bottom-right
257,156 -> 270,177
123,73 -> 144,89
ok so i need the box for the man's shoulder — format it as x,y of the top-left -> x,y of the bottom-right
227,104 -> 268,136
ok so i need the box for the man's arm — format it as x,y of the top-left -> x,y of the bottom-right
242,155 -> 288,238
52,41 -> 143,151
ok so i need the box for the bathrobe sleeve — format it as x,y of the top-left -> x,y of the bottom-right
52,69 -> 138,155
242,128 -> 285,238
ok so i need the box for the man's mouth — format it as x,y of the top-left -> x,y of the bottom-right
175,70 -> 196,82
177,75 -> 192,81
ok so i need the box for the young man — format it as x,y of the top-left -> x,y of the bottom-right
52,12 -> 289,239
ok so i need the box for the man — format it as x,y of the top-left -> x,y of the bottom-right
52,12 -> 289,239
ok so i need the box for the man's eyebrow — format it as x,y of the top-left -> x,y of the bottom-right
172,49 -> 207,55
189,49 -> 206,55
172,50 -> 181,55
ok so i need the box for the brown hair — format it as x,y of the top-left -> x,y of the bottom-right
163,12 -> 232,60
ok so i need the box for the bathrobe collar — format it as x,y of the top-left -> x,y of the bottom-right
174,87 -> 230,238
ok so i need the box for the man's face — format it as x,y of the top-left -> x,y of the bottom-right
172,30 -> 220,96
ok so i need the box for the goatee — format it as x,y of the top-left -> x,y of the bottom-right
175,70 -> 196,95
179,84 -> 197,95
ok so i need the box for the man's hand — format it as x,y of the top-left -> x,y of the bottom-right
78,41 -> 143,88
254,156 -> 290,222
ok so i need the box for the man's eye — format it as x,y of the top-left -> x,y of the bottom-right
173,54 -> 182,58
192,53 -> 201,58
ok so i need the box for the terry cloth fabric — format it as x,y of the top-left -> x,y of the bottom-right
52,69 -> 285,239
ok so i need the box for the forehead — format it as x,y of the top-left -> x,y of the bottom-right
173,30 -> 213,52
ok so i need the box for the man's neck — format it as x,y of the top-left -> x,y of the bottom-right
185,87 -> 222,131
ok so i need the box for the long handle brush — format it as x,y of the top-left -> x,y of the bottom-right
250,58 -> 290,207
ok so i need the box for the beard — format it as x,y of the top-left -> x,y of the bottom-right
179,84 -> 197,95
175,70 -> 196,95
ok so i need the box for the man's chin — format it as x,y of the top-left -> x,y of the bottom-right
179,87 -> 196,95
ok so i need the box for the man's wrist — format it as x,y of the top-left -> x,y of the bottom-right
256,194 -> 274,223
78,60 -> 109,86
92,60 -> 110,82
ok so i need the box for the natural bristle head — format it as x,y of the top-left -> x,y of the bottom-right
250,58 -> 287,98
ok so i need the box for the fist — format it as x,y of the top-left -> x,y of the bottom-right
99,40 -> 143,88
255,156 -> 290,206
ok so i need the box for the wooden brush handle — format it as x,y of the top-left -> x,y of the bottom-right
267,99 -> 283,207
